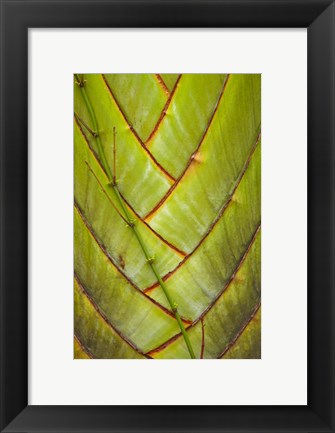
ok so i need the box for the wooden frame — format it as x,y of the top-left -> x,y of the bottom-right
0,0 -> 334,431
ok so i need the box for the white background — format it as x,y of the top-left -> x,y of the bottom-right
29,29 -> 307,405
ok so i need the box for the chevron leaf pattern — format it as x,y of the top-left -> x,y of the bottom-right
74,73 -> 261,359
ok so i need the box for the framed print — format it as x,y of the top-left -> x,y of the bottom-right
28,28 -> 307,407
0,0 -> 334,432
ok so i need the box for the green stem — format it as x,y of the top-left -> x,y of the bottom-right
76,75 -> 196,359
75,74 -> 113,182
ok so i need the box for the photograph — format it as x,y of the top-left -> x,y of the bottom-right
73,73 -> 261,359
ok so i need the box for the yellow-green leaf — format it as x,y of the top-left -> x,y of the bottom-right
74,73 -> 261,359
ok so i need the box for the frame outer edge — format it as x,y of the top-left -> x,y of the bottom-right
0,0 -> 28,431
0,0 -> 334,432
308,1 -> 335,430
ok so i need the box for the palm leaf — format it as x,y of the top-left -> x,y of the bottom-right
74,73 -> 261,359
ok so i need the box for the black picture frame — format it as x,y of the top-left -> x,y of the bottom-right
0,0 -> 334,432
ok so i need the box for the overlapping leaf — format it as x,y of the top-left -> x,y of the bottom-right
74,73 -> 261,359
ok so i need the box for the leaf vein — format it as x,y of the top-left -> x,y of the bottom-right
145,74 -> 182,145
75,273 -> 150,357
144,74 -> 231,221
217,300 -> 261,358
144,131 -> 261,293
101,74 -> 176,182
74,333 -> 94,359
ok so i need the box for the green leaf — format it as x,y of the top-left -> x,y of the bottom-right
74,74 -> 174,216
103,74 -> 169,142
221,306 -> 261,359
146,75 -> 261,253
74,73 -> 261,359
74,336 -> 91,359
147,74 -> 228,179
148,141 -> 261,321
74,122 -> 184,290
74,277 -> 145,359
150,231 -> 261,359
